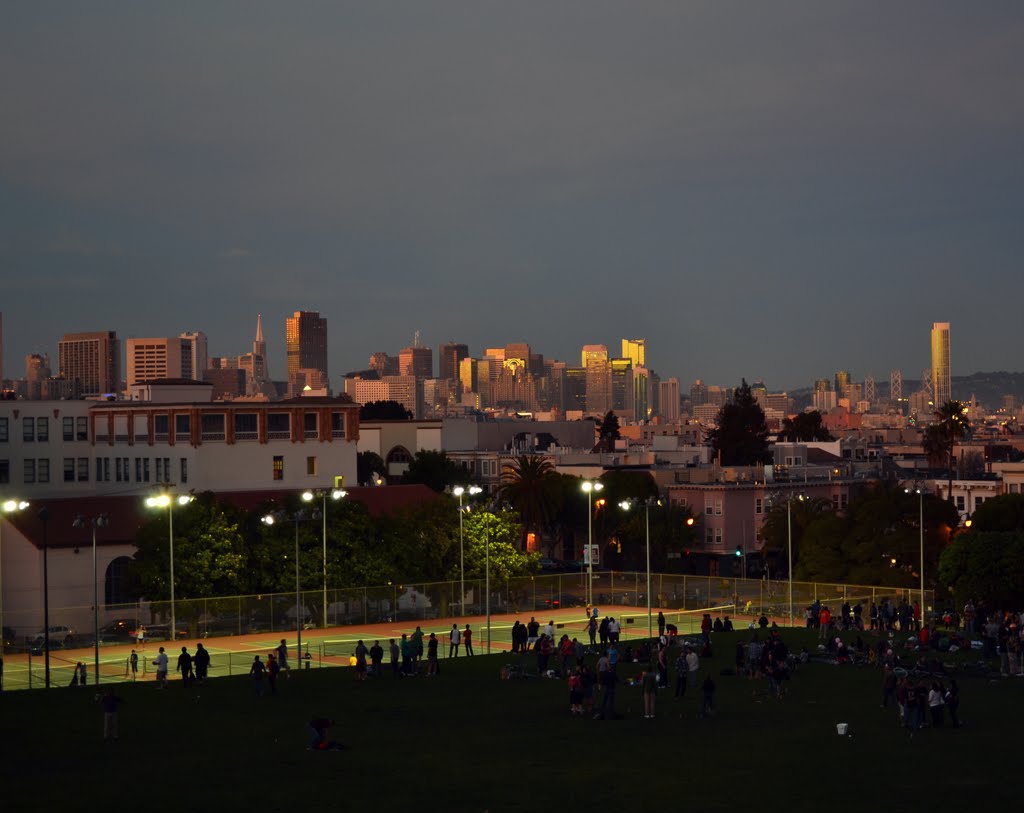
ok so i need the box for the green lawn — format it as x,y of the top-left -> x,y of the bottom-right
1,628 -> 1019,812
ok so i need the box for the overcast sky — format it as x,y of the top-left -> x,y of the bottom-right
2,3 -> 1021,391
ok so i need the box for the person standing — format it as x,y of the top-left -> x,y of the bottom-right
369,640 -> 384,677
354,640 -> 368,681
99,687 -> 123,740
193,643 -> 210,683
411,626 -> 424,663
250,655 -> 266,696
427,633 -> 439,676
642,665 -> 658,719
463,624 -> 474,656
136,624 -> 146,650
674,649 -> 688,698
153,647 -> 169,689
700,613 -> 712,648
449,624 -> 461,658
266,653 -> 280,694
276,639 -> 291,678
78,662 -> 88,686
686,646 -> 700,692
608,617 -> 620,644
928,682 -> 945,727
656,644 -> 668,689
176,646 -> 194,687
701,676 -> 716,716
657,611 -> 666,639
128,649 -> 139,681
945,680 -> 961,727
389,638 -> 400,678
585,616 -> 597,647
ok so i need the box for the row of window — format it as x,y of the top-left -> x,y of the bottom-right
0,457 -> 189,485
0,416 -> 90,443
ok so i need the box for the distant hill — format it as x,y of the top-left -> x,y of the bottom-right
790,371 -> 1024,411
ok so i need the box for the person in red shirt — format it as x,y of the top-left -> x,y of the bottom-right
819,607 -> 832,639
463,624 -> 474,656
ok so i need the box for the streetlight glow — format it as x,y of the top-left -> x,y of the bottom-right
453,485 -> 482,616
0,498 -> 28,659
581,479 -> 604,608
145,491 -> 194,652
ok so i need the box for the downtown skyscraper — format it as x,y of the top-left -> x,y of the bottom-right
931,321 -> 951,406
286,311 -> 328,395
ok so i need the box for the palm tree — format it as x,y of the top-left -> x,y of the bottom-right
498,455 -> 558,549
923,401 -> 970,503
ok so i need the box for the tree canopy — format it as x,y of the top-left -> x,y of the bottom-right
359,400 -> 413,420
779,410 -> 834,442
707,379 -> 771,465
401,450 -> 469,493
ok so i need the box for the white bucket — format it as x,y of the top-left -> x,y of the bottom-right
836,723 -> 849,736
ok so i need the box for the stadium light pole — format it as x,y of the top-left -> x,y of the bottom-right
303,488 -> 346,627
39,506 -> 51,688
73,513 -> 110,686
145,492 -> 194,649
263,508 -> 318,664
786,494 -> 806,628
618,496 -> 659,640
581,480 -> 604,608
0,499 -> 30,656
906,486 -> 925,614
453,485 -> 482,616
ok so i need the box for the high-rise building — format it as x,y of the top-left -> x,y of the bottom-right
621,338 -> 646,368
931,321 -> 951,406
632,366 -> 651,421
659,378 -> 680,422
438,342 -> 469,381
0,311 -> 4,383
178,331 -> 208,381
369,352 -> 399,377
834,370 -> 851,397
690,379 -> 707,406
286,311 -> 328,387
582,345 -> 612,416
611,357 -> 633,419
564,366 -> 587,414
126,338 -> 188,386
399,345 -> 433,379
58,331 -> 121,397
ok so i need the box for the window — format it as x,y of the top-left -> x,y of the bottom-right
105,556 -> 133,605
23,417 -> 34,442
201,414 -> 225,438
975,496 -> 985,510
115,458 -> 124,482
840,493 -> 848,510
77,458 -> 89,482
23,460 -> 35,484
155,458 -> 163,482
304,413 -> 318,437
143,458 -> 150,482
36,418 -> 48,442
706,528 -> 714,545
267,413 -> 290,437
705,501 -> 714,517
955,495 -> 965,511
234,413 -> 258,437
175,414 -> 190,436
76,417 -> 88,441
714,528 -> 723,545
38,459 -> 49,483
64,458 -> 75,482
135,458 -> 142,482
833,494 -> 840,510
0,417 -> 7,442
306,456 -> 317,475
273,455 -> 284,481
331,412 -> 345,438
154,415 -> 169,435
715,500 -> 723,516
180,458 -> 188,484
755,498 -> 763,515
0,460 -> 9,484
63,417 -> 75,441
1011,484 -> 1020,494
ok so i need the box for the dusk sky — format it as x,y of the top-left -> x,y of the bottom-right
2,3 -> 1022,391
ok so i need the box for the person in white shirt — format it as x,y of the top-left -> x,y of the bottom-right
153,646 -> 169,689
544,621 -> 555,641
449,624 -> 460,658
685,647 -> 700,690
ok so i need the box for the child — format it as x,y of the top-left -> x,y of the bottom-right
642,666 -> 658,719
568,669 -> 583,715
701,675 -> 716,716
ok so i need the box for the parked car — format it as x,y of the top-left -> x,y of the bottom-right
26,625 -> 76,646
99,618 -> 138,642
137,621 -> 188,642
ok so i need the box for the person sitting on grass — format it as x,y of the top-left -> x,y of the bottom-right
308,717 -> 344,751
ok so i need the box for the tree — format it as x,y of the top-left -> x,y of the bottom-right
401,450 -> 468,493
707,379 -> 771,465
923,400 -> 970,501
128,492 -> 249,600
970,493 -> 1024,532
359,400 -> 413,420
939,530 -> 1024,608
357,451 -> 386,486
779,411 -> 834,442
460,509 -> 540,581
498,455 -> 558,546
594,411 -> 621,451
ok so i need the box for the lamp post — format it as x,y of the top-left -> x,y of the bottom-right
263,508 -> 318,665
0,499 -> 29,656
581,480 -> 604,608
303,489 -> 346,627
39,506 -> 51,688
73,513 -> 109,686
145,492 -> 194,649
453,485 -> 482,616
618,496 -> 659,640
785,494 -> 806,629
906,486 -> 925,614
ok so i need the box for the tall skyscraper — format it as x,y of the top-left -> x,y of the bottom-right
621,338 -> 645,368
286,311 -> 328,385
438,342 -> 469,381
179,331 -> 208,380
369,352 -> 399,377
834,370 -> 851,397
582,345 -> 611,416
931,321 -> 951,406
659,378 -> 680,422
58,331 -> 121,397
610,357 -> 633,418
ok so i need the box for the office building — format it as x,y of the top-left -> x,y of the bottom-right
126,338 -> 188,387
611,357 -> 633,419
179,331 -> 208,380
369,352 -> 399,377
438,342 -> 469,382
58,331 -> 121,397
621,338 -> 645,369
399,345 -> 433,379
931,322 -> 951,406
286,311 -> 328,388
659,378 -> 681,422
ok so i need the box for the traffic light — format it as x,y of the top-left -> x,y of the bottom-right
735,546 -> 742,558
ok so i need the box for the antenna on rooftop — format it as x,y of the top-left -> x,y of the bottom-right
413,330 -> 421,348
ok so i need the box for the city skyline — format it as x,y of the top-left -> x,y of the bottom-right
2,4 -> 1022,389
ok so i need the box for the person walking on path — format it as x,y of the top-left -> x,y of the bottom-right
250,655 -> 266,696
463,624 -> 474,656
276,639 -> 291,677
449,624 -> 461,658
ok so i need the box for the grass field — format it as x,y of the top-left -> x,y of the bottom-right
1,625 -> 1020,813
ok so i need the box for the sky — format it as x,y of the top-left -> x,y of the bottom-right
1,3 -> 1022,392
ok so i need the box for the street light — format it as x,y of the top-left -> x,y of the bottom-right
785,494 -> 806,628
263,507 -> 319,663
618,496 -> 660,640
145,492 -> 194,649
581,480 -> 604,608
303,489 -> 346,627
452,485 -> 482,616
73,513 -> 110,686
38,506 -> 51,688
0,499 -> 29,655
906,486 -> 925,614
